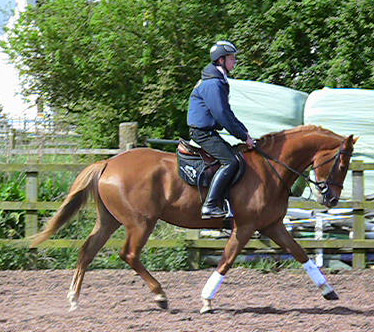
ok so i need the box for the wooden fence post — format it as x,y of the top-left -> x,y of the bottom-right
315,215 -> 323,267
119,122 -> 138,151
7,128 -> 16,162
352,161 -> 365,269
186,230 -> 201,269
25,171 -> 38,238
10,128 -> 16,150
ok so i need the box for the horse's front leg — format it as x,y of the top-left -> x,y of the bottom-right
200,224 -> 255,314
261,220 -> 339,301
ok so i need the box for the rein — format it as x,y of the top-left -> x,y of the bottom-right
254,144 -> 352,195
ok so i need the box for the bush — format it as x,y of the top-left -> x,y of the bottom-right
0,244 -> 191,271
142,244 -> 190,271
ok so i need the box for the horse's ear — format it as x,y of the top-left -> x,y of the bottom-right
345,135 -> 357,146
342,135 -> 356,150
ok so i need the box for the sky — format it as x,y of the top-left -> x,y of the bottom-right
0,0 -> 37,120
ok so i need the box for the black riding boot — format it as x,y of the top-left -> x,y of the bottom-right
201,162 -> 238,219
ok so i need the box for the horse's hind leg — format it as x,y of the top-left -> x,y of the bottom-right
67,205 -> 120,311
261,221 -> 339,300
119,218 -> 168,309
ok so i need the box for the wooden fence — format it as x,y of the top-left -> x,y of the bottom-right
0,123 -> 374,269
1,159 -> 374,268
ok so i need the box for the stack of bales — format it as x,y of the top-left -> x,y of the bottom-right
224,80 -> 374,198
304,88 -> 374,197
223,79 -> 308,142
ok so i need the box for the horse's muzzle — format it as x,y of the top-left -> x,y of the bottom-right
326,195 -> 339,207
316,182 -> 340,208
318,192 -> 339,208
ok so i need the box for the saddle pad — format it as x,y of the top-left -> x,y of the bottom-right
177,151 -> 213,187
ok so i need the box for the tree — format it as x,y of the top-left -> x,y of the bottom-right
230,0 -> 374,92
2,0 -> 228,146
2,0 -> 374,147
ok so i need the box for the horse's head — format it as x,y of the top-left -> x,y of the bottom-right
312,135 -> 356,207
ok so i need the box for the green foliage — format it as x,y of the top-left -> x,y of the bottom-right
234,257 -> 302,273
0,211 -> 25,239
0,245 -> 124,270
0,173 -> 26,239
2,0 -> 228,146
38,172 -> 72,202
37,171 -> 94,240
0,246 -> 37,270
0,172 -> 25,201
142,244 -> 190,271
231,0 -> 374,92
0,242 -> 305,271
3,0 -> 374,145
0,244 -> 191,271
68,101 -> 122,148
0,170 -> 82,239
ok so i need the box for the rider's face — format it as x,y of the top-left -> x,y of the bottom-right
224,54 -> 237,72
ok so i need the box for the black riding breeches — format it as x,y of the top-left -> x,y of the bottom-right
189,128 -> 239,168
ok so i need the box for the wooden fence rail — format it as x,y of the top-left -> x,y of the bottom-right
0,160 -> 374,269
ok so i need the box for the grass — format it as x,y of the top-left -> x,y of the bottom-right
234,257 -> 302,273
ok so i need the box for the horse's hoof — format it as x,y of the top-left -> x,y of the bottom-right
321,283 -> 339,300
69,303 -> 79,312
200,299 -> 213,314
200,306 -> 214,314
155,294 -> 168,310
323,290 -> 339,300
156,300 -> 169,309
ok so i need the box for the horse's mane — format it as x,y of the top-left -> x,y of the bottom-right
235,125 -> 345,152
260,125 -> 344,142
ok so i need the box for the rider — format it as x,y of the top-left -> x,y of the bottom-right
187,40 -> 256,219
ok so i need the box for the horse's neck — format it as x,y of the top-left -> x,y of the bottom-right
265,133 -> 333,178
282,136 -> 320,166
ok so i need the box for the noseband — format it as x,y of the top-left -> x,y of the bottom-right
255,145 -> 352,197
312,148 -> 352,194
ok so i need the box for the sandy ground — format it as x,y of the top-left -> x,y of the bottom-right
1,268 -> 374,332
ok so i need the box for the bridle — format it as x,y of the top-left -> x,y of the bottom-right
254,143 -> 352,199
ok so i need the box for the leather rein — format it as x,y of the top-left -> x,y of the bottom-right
254,144 -> 352,196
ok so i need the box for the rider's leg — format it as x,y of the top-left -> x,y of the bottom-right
190,128 -> 239,219
201,161 -> 238,218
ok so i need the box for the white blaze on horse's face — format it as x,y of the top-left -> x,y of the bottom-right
313,135 -> 355,208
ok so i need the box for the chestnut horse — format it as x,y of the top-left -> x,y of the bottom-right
31,125 -> 355,313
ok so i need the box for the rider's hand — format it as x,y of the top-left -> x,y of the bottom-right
245,134 -> 256,150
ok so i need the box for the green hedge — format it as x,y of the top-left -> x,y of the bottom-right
0,243 -> 191,271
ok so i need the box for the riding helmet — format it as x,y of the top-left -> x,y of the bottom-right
210,41 -> 238,62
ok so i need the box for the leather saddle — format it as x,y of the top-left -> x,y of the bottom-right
176,139 -> 246,188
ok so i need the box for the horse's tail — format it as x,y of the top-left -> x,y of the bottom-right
30,161 -> 108,248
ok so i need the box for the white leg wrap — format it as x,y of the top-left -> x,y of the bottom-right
67,290 -> 79,312
304,259 -> 327,287
201,271 -> 225,300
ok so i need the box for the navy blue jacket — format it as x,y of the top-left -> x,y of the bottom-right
187,63 -> 248,141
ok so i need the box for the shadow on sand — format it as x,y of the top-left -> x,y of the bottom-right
218,305 -> 374,316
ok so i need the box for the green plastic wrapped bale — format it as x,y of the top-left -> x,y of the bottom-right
304,87 -> 374,196
220,79 -> 308,144
291,173 -> 309,197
